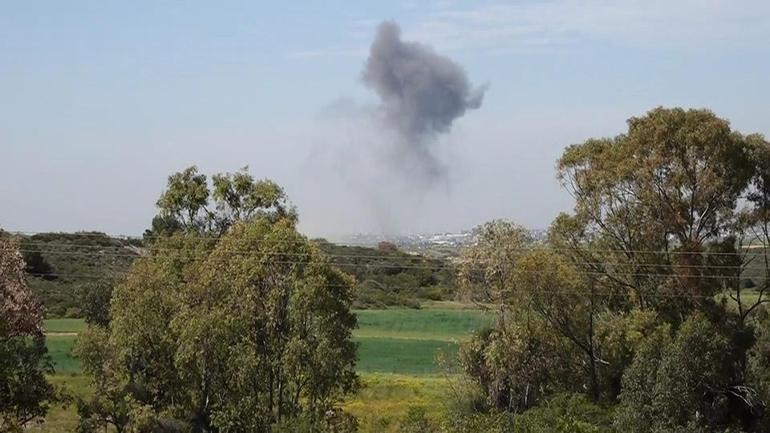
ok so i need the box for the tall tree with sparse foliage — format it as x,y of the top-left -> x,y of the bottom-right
78,174 -> 357,433
145,166 -> 295,239
456,108 -> 770,432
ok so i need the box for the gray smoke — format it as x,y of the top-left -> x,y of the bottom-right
362,21 -> 487,182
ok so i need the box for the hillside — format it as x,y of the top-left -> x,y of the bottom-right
315,240 -> 456,308
6,231 -> 456,316
17,232 -> 142,317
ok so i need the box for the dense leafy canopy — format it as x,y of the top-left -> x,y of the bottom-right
458,108 -> 770,432
77,216 -> 358,432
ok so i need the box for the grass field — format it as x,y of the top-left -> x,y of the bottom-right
44,307 -> 493,376
34,307 -> 491,432
44,318 -> 87,334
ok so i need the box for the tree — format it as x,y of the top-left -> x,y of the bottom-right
210,168 -> 291,227
147,166 -> 295,238
616,313 -> 765,432
732,135 -> 770,321
457,108 -> 770,428
72,326 -> 133,433
0,238 -> 55,431
748,309 -> 770,432
459,318 -> 581,413
81,215 -> 358,432
460,242 -> 617,404
154,166 -> 211,233
78,279 -> 115,327
513,250 -> 607,402
172,219 -> 358,432
555,107 -> 758,318
20,250 -> 55,280
457,220 -> 532,306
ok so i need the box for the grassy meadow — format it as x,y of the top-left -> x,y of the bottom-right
35,306 -> 493,432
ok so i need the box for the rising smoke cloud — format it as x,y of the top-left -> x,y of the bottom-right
362,21 -> 487,183
301,21 -> 488,236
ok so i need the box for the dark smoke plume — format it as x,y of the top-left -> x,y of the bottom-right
362,21 -> 486,181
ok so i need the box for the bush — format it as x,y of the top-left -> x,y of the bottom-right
615,313 -> 763,432
399,407 -> 435,433
512,393 -> 614,433
64,307 -> 82,318
441,412 -> 512,433
458,318 -> 581,412
270,410 -> 358,433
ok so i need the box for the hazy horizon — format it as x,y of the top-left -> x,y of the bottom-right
3,1 -> 770,238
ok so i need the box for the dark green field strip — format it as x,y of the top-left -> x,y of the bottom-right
47,335 -> 80,374
43,309 -> 489,376
47,335 -> 458,376
354,309 -> 493,341
355,337 -> 457,375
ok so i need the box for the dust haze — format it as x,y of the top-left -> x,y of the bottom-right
305,21 -> 488,236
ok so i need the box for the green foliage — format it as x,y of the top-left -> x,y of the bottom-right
398,407 -> 435,433
555,107 -> 767,318
22,250 -> 55,279
211,168 -> 292,227
458,318 -> 580,412
458,108 -> 770,430
513,249 -> 608,400
440,411 -> 512,433
316,241 -> 456,308
0,238 -> 56,431
0,336 -> 55,431
457,220 -> 531,304
594,310 -> 665,399
149,166 -> 295,237
72,326 -> 133,433
77,280 -> 114,327
153,165 -> 211,233
19,232 -> 140,318
512,393 -> 614,433
80,217 -> 359,432
616,313 -> 763,432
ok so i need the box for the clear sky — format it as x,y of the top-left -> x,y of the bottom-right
2,0 -> 770,238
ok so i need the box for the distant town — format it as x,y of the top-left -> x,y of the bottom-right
337,228 -> 549,250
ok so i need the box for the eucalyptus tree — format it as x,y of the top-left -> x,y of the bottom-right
78,217 -> 357,433
554,107 -> 763,319
146,166 -> 295,239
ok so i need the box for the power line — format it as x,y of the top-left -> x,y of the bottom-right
9,237 -> 770,258
22,270 -> 765,301
7,230 -> 770,257
5,230 -> 382,247
8,246 -> 770,272
20,263 -> 759,281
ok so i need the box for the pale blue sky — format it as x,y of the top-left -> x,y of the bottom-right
2,1 -> 770,237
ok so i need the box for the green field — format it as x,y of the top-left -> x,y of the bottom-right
44,318 -> 87,334
35,308 -> 490,432
354,309 -> 492,342
46,335 -> 81,374
44,307 -> 493,376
